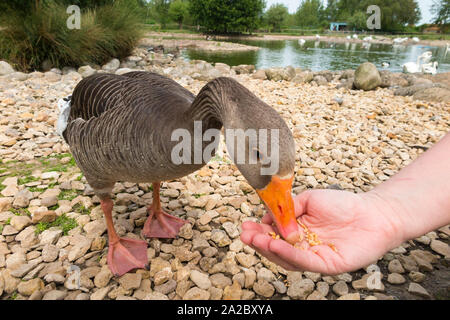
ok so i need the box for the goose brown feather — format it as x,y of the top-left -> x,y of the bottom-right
64,72 -> 295,195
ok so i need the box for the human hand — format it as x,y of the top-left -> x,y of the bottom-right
241,189 -> 405,275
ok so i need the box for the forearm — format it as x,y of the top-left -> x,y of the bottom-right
368,132 -> 450,243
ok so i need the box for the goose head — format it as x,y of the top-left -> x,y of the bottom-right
207,78 -> 300,244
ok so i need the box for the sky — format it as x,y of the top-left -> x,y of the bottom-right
265,0 -> 436,25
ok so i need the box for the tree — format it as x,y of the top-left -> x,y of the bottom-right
169,0 -> 189,29
432,0 -> 450,24
325,0 -> 339,21
265,4 -> 289,32
189,0 -> 265,33
336,0 -> 421,32
296,0 -> 325,28
149,0 -> 171,28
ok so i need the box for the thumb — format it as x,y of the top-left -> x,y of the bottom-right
293,189 -> 314,218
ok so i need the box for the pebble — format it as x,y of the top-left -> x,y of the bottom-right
190,270 -> 211,290
387,273 -> 406,284
408,283 -> 431,299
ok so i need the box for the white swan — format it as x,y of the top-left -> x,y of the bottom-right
422,61 -> 438,75
352,34 -> 358,39
315,34 -> 321,40
412,37 -> 420,43
382,62 -> 390,68
363,36 -> 373,42
346,35 -> 352,40
402,55 -> 424,74
393,37 -> 408,44
298,39 -> 306,45
420,51 -> 433,64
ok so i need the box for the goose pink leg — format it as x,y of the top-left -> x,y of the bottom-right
101,198 -> 148,277
142,182 -> 188,239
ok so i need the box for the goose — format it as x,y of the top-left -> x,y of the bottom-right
363,36 -> 373,42
298,39 -> 306,45
315,34 -> 321,40
412,37 -> 420,43
382,62 -> 390,68
422,61 -> 438,75
352,34 -> 358,40
58,72 -> 300,276
346,35 -> 351,40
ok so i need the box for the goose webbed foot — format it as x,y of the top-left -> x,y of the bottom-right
142,208 -> 188,239
107,237 -> 149,277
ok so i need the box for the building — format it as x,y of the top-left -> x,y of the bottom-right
330,22 -> 348,31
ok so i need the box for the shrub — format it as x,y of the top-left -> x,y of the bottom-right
0,0 -> 144,71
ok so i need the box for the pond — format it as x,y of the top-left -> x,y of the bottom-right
182,39 -> 450,74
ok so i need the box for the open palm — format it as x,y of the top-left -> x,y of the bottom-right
241,189 -> 403,275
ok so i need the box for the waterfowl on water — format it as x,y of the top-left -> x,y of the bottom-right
58,72 -> 300,276
422,61 -> 438,75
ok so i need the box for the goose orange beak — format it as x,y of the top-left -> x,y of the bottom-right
256,175 -> 300,245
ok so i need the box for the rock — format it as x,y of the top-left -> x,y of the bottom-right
178,223 -> 193,239
236,253 -> 257,268
232,64 -> 255,75
32,210 -> 56,224
94,266 -> 113,288
409,271 -> 426,283
154,267 -> 173,285
408,283 -> 431,299
287,279 -> 315,300
17,278 -> 44,296
115,68 -> 134,76
388,259 -> 405,274
0,198 -> 13,211
337,293 -> 360,300
39,228 -> 62,245
5,251 -> 26,270
252,69 -> 267,80
83,220 -> 106,238
1,185 -> 18,197
387,273 -> 406,284
265,66 -> 296,81
316,282 -> 329,297
313,75 -> 328,86
354,62 -> 381,91
78,65 -> 96,78
210,229 -> 231,247
257,267 -> 275,282
183,287 -> 210,300
10,215 -> 31,231
41,196 -> 58,207
332,280 -> 348,296
222,222 -> 239,238
223,281 -> 242,300
190,270 -> 211,290
90,286 -> 112,300
0,61 -> 15,75
144,292 -> 169,300
413,87 -> 450,103
154,279 -> 177,295
42,290 -> 67,300
430,239 -> 450,257
13,189 -> 33,208
102,59 -> 120,72
2,270 -> 20,294
68,236 -> 92,262
253,280 -> 275,298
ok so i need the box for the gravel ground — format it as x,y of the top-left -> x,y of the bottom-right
0,47 -> 449,301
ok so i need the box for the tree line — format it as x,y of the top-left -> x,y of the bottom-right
146,0 -> 448,34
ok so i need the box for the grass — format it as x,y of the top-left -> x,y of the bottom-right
0,1 -> 144,72
34,214 -> 78,236
73,203 -> 90,215
58,189 -> 81,201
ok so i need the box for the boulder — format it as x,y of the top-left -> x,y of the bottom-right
354,62 -> 382,91
232,64 -> 255,75
413,87 -> 450,103
78,65 -> 96,78
265,66 -> 296,81
0,61 -> 15,76
292,71 -> 314,84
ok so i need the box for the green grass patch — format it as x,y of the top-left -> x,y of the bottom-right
9,208 -> 31,216
18,175 -> 39,185
0,1 -> 144,72
58,189 -> 81,201
34,214 -> 78,236
73,203 -> 90,215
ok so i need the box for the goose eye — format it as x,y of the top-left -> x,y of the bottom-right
253,148 -> 263,162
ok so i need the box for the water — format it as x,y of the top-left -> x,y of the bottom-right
182,39 -> 450,74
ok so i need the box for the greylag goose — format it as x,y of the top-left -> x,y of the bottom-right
58,72 -> 300,276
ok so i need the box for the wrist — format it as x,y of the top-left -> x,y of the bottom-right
361,188 -> 411,249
